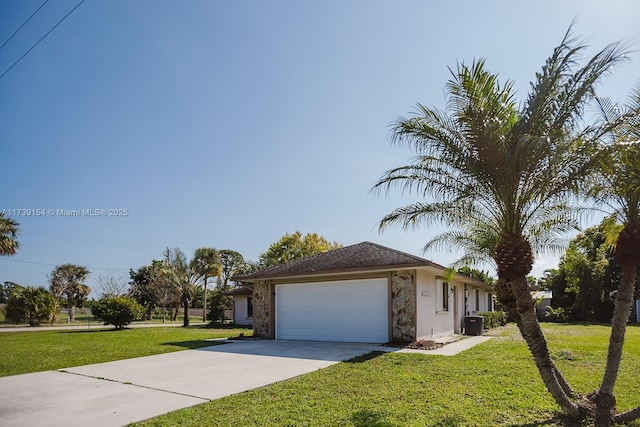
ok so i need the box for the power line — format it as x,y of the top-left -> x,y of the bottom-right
0,257 -> 129,272
0,0 -> 86,81
0,0 -> 50,52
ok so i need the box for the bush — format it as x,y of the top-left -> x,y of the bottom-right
91,297 -> 144,329
479,311 -> 507,329
544,306 -> 568,323
4,286 -> 56,326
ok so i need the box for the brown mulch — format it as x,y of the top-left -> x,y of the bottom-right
385,339 -> 443,350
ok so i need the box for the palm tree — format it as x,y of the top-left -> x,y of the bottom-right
190,247 -> 221,323
589,87 -> 640,425
48,264 -> 91,322
162,248 -> 193,327
373,26 -> 630,421
0,214 -> 19,256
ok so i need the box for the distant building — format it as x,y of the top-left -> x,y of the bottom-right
531,290 -> 552,321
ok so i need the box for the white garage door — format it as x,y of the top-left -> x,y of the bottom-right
275,278 -> 389,343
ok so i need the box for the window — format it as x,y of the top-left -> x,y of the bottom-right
436,279 -> 449,312
443,281 -> 449,311
475,289 -> 480,311
247,297 -> 253,318
487,293 -> 493,311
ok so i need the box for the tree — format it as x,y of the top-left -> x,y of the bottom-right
217,249 -> 245,289
541,222 -> 619,322
162,248 -> 196,327
587,85 -> 640,424
1,281 -> 20,304
97,270 -> 129,298
91,296 -> 144,330
128,263 -> 161,320
373,25 -> 634,423
0,214 -> 19,256
259,231 -> 342,266
49,264 -> 91,323
190,247 -> 221,322
4,285 -> 56,326
456,267 -> 494,285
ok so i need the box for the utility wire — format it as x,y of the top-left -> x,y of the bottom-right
0,0 -> 86,81
0,0 -> 50,52
0,257 -> 129,271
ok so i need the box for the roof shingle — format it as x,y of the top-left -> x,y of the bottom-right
232,241 -> 445,281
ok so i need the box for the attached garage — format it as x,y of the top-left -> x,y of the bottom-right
231,242 -> 493,343
275,278 -> 389,343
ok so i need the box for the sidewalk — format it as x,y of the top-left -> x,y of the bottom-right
0,321 -> 208,333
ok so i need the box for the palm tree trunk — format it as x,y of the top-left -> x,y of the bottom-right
595,224 -> 640,426
182,297 -> 190,327
615,405 -> 640,424
67,304 -> 75,322
202,275 -> 207,323
509,275 -> 582,417
496,278 -> 576,400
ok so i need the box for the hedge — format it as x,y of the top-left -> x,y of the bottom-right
479,311 -> 507,329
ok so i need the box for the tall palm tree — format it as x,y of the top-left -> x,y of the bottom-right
589,87 -> 640,425
190,247 -> 221,323
162,248 -> 193,327
373,26 -> 630,421
0,214 -> 19,256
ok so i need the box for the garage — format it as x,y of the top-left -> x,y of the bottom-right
275,277 -> 389,343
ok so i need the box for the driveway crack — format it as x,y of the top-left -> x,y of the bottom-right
57,369 -> 210,402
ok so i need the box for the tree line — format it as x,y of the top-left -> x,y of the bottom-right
0,231 -> 341,328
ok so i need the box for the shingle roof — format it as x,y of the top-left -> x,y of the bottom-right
232,241 -> 446,281
224,284 -> 253,296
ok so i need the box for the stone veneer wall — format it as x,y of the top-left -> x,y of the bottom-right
391,270 -> 416,342
252,280 -> 271,339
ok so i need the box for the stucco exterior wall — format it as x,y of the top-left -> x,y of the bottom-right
252,281 -> 270,339
416,271 -> 454,340
465,286 -> 491,316
390,270 -> 416,341
233,295 -> 253,326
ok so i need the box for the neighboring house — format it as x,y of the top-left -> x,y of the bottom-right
531,290 -> 553,320
232,241 -> 494,344
225,285 -> 254,326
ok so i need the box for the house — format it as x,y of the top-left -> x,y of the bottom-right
225,285 -> 254,326
231,241 -> 494,344
531,290 -> 553,320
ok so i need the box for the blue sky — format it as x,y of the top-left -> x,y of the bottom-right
2,0 -> 639,294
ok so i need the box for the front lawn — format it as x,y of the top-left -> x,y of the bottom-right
0,325 -> 251,377
136,324 -> 640,427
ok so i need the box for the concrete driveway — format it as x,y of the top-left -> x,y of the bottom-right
0,340 -> 389,427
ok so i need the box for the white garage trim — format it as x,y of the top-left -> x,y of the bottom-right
275,277 -> 389,343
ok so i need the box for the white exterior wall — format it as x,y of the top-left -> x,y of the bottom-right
233,295 -> 253,326
415,270 -> 465,340
465,286 -> 491,315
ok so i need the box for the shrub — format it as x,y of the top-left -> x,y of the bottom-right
91,297 -> 144,329
4,286 -> 55,326
479,311 -> 507,329
544,306 -> 568,323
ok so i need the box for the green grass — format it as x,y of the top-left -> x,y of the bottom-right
0,307 -> 207,327
135,324 -> 640,427
0,325 -> 251,377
